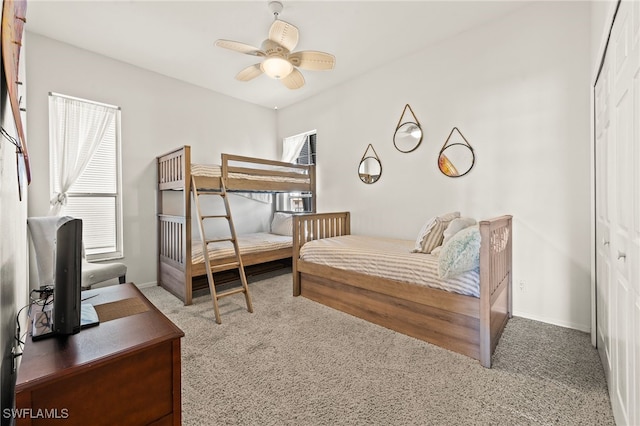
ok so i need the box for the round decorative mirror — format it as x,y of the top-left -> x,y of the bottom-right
393,122 -> 423,153
358,144 -> 382,184
438,127 -> 475,177
359,156 -> 382,184
393,104 -> 423,153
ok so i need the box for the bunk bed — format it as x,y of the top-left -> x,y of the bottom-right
292,212 -> 512,368
157,145 -> 316,305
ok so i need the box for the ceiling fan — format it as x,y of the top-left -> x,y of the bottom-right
214,1 -> 336,90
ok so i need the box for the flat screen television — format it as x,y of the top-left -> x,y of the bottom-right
32,217 -> 99,340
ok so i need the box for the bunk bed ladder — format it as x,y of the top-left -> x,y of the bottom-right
191,176 -> 254,324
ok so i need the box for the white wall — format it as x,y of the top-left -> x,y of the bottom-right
0,51 -> 29,419
25,33 -> 277,287
278,2 -> 592,331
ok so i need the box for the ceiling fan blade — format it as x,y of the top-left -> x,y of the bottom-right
269,20 -> 299,52
215,39 -> 265,56
288,51 -> 335,70
281,68 -> 305,89
236,64 -> 263,81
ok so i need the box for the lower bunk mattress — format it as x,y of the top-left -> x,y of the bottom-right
192,232 -> 292,265
299,235 -> 480,297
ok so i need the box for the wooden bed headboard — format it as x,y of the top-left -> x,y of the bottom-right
292,212 -> 351,296
157,145 -> 191,191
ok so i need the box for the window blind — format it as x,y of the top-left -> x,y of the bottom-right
49,93 -> 122,260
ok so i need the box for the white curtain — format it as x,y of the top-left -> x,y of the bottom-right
281,133 -> 308,163
48,96 -> 116,215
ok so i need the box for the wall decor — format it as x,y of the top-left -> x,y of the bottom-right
438,127 -> 475,177
393,104 -> 423,153
1,0 -> 31,185
358,144 -> 382,184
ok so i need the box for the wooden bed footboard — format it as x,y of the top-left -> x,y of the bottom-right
479,215 -> 513,367
158,214 -> 192,304
292,212 -> 513,368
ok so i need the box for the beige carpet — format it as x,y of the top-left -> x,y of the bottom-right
142,269 -> 615,425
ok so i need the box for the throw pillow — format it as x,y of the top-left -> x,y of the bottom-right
271,212 -> 293,236
438,225 -> 481,279
442,217 -> 477,246
411,211 -> 460,254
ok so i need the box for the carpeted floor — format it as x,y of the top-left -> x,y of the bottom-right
141,269 -> 615,425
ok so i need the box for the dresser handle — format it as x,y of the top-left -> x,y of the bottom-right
617,251 -> 626,260
603,239 -> 610,246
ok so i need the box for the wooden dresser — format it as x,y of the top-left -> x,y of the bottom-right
15,283 -> 184,425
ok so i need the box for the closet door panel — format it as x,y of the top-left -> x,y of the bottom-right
611,1 -> 636,422
597,2 -> 640,424
595,52 -> 612,380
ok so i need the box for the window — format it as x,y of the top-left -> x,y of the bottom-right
295,133 -> 316,165
48,93 -> 123,261
278,131 -> 316,213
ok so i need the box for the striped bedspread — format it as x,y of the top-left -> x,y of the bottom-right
299,235 -> 480,297
192,232 -> 292,264
191,164 -> 309,184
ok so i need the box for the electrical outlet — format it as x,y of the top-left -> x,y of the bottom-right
519,280 -> 525,292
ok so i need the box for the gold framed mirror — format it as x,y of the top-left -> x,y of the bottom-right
358,144 -> 382,184
438,127 -> 475,177
393,104 -> 423,153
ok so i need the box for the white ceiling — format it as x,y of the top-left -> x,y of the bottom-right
25,1 -> 531,110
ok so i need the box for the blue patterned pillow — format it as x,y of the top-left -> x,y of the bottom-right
438,225 -> 481,279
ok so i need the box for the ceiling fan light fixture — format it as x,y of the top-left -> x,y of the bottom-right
215,1 -> 335,89
261,57 -> 293,79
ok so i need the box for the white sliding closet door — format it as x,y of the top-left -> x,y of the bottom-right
595,40 -> 612,387
595,1 -> 640,425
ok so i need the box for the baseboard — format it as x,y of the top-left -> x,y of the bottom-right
135,281 -> 158,289
513,310 -> 591,333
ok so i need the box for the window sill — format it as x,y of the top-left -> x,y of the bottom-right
86,253 -> 124,263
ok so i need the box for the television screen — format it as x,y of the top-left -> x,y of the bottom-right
53,218 -> 82,335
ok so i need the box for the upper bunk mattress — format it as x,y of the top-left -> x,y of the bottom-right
299,235 -> 480,297
192,232 -> 292,264
191,163 -> 309,184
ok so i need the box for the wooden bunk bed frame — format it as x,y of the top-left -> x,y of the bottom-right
157,145 -> 316,305
292,212 -> 513,368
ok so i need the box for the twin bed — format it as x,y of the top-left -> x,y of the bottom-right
157,146 -> 512,367
292,212 -> 513,368
156,145 -> 315,305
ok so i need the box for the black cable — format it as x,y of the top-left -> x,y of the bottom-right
0,126 -> 23,151
15,304 -> 30,346
15,288 -> 56,346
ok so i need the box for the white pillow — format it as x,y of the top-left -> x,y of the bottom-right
411,211 -> 460,254
438,225 -> 481,279
442,217 -> 477,246
270,212 -> 293,236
